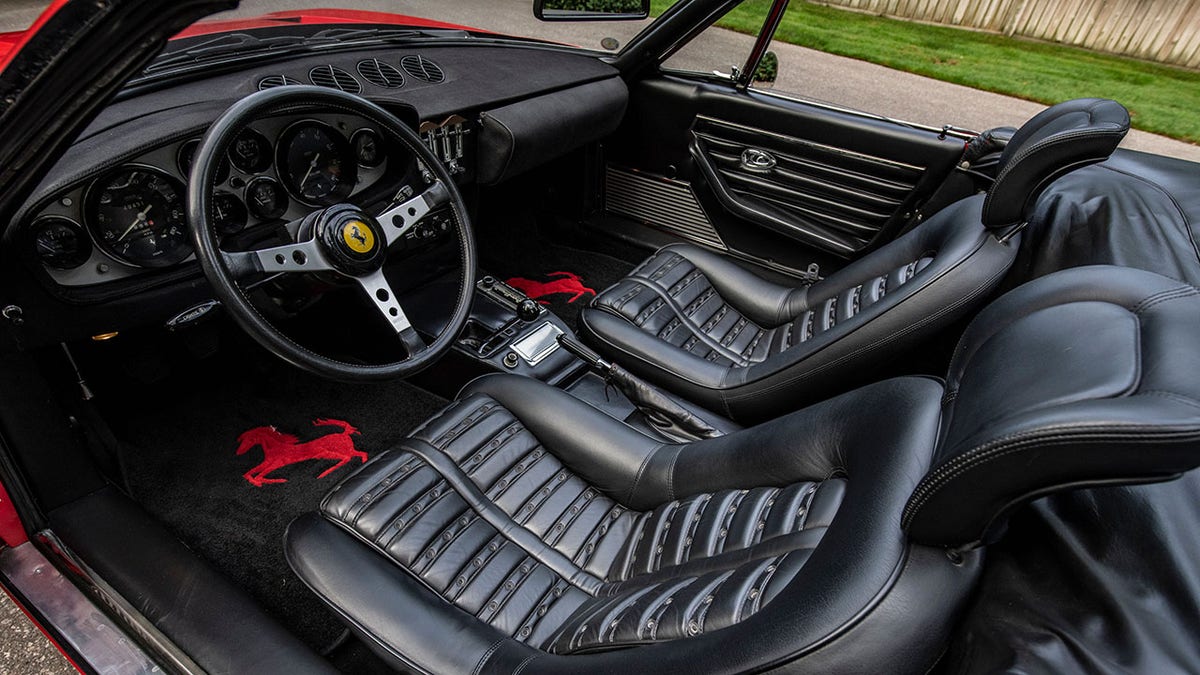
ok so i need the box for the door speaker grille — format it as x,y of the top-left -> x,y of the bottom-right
605,166 -> 726,250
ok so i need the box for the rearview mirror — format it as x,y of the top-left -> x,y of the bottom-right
534,0 -> 651,21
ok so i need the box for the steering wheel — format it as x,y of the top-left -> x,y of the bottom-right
187,86 -> 476,380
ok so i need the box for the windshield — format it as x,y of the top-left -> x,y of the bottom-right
199,0 -> 662,53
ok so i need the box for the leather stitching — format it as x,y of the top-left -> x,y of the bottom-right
626,446 -> 659,505
472,638 -> 506,675
1130,286 -> 1199,315
903,425 -> 1200,527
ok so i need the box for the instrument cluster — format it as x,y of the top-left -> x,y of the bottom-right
26,112 -> 395,286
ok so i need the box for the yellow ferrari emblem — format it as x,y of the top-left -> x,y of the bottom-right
342,220 -> 375,254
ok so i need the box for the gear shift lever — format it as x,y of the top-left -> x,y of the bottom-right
517,299 -> 542,322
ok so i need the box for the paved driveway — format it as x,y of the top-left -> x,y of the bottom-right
0,591 -> 72,675
4,0 -> 1196,160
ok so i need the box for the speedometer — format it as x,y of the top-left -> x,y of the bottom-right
277,121 -> 357,206
87,167 -> 192,268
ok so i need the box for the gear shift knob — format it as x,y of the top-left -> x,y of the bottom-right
517,299 -> 541,322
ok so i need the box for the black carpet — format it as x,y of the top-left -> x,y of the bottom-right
97,348 -> 446,651
484,241 -> 633,329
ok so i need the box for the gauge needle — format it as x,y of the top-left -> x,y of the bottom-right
301,153 -> 321,188
117,204 -> 153,242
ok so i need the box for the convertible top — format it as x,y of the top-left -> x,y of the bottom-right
950,147 -> 1200,673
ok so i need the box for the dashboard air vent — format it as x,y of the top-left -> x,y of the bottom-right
257,75 -> 301,90
357,58 -> 405,88
400,55 -> 445,83
309,65 -> 362,93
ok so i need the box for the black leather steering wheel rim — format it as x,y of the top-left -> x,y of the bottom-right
187,86 -> 476,381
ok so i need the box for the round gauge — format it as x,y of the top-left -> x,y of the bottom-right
351,128 -> 385,168
229,127 -> 272,174
277,121 -> 357,205
245,177 -> 288,220
213,192 -> 248,234
31,216 -> 91,270
177,139 -> 231,184
87,167 -> 192,268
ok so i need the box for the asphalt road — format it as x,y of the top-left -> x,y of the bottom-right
0,591 -> 73,675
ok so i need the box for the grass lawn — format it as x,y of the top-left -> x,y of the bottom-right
652,0 -> 1200,143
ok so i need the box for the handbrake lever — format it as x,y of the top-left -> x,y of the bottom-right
557,335 -> 720,440
558,334 -> 611,371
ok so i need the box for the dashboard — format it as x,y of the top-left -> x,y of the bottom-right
1,39 -> 622,346
28,112 -> 413,286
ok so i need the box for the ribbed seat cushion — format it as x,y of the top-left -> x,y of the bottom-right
320,393 -> 845,653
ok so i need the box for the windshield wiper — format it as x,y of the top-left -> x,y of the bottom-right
145,27 -> 471,74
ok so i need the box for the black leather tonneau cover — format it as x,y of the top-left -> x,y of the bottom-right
943,148 -> 1200,673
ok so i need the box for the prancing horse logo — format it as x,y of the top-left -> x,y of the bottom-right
236,418 -> 368,487
342,220 -> 375,254
506,271 -> 596,305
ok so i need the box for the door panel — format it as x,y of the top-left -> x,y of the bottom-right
692,115 -> 924,254
606,75 -> 967,270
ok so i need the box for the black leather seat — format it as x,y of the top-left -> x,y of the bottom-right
287,265 -> 1200,674
580,99 -> 1131,422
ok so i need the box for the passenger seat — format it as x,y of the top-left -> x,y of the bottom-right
580,99 -> 1130,422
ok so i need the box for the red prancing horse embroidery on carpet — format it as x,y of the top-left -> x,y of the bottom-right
236,418 -> 367,487
505,271 -> 596,305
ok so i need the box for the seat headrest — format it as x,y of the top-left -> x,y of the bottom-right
982,98 -> 1130,230
902,266 -> 1200,547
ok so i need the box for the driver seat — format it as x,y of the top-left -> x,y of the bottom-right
287,266 -> 1200,674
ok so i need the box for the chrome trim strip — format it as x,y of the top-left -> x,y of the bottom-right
695,115 -> 927,173
741,88 -> 980,140
0,540 -> 166,674
33,531 -> 204,674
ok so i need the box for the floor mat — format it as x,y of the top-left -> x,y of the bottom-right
485,242 -> 633,329
100,353 -> 446,650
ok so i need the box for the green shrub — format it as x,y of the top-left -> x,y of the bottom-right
543,0 -> 644,13
754,51 -> 778,82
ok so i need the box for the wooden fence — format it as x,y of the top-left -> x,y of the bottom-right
811,0 -> 1200,68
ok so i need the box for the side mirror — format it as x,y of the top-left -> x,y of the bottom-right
534,0 -> 651,21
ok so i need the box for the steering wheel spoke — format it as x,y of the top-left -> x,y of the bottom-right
355,268 -> 425,355
376,180 -> 451,246
221,237 -> 333,279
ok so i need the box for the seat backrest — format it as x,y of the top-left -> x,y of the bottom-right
902,266 -> 1200,546
982,98 -> 1130,231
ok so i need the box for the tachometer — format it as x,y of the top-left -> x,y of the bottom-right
87,167 -> 192,268
31,216 -> 91,270
277,121 -> 357,205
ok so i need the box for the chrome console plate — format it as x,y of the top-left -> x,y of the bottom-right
511,322 -> 563,366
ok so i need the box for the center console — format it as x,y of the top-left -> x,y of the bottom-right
411,273 -> 584,397
408,269 -> 739,443
459,275 -> 582,383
